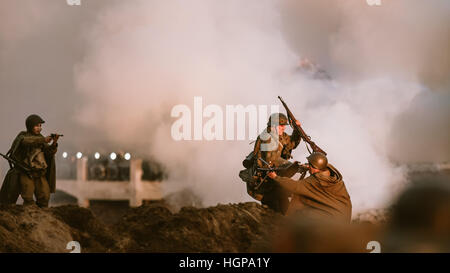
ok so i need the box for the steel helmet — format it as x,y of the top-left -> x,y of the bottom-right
307,152 -> 328,171
25,114 -> 45,132
267,113 -> 289,127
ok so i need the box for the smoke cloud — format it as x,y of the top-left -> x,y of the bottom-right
1,0 -> 449,214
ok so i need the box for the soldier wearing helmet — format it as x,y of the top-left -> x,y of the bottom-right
245,113 -> 302,214
268,152 -> 352,222
305,152 -> 328,172
0,114 -> 59,207
256,113 -> 301,169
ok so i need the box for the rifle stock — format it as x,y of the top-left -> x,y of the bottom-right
278,96 -> 327,155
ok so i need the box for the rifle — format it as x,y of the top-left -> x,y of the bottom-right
50,134 -> 64,138
278,96 -> 327,155
254,158 -> 278,190
255,158 -> 305,189
0,153 -> 32,174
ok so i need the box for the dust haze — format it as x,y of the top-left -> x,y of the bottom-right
0,0 -> 448,214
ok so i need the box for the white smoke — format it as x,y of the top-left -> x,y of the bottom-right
70,0 -> 434,213
1,0 -> 448,214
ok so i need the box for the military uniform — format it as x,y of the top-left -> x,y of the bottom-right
272,164 -> 352,222
243,113 -> 301,214
0,115 -> 57,207
253,128 -> 301,168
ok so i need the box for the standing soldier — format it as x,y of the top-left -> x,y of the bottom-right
0,114 -> 60,207
268,152 -> 352,222
242,113 -> 302,214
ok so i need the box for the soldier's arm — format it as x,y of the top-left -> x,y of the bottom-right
272,175 -> 309,196
20,135 -> 47,147
289,128 -> 301,149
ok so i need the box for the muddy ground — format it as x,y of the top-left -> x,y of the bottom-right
1,172 -> 448,253
0,202 -> 287,253
0,201 -> 389,253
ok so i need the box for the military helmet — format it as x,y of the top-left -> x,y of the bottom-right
267,113 -> 289,127
306,152 -> 328,171
25,114 -> 45,132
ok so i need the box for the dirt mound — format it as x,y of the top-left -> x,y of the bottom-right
0,205 -> 73,252
0,205 -> 72,252
0,202 -> 280,253
51,205 -> 123,252
0,202 -> 405,253
0,204 -> 124,253
115,202 -> 281,252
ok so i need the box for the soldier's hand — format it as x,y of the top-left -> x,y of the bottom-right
299,164 -> 309,171
52,134 -> 60,143
44,136 -> 52,143
268,171 -> 277,179
295,120 -> 301,127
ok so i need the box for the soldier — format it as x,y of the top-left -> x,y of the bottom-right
268,152 -> 352,222
245,113 -> 302,214
254,113 -> 301,168
0,114 -> 59,207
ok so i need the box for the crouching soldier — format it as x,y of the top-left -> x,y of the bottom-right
268,152 -> 352,222
240,113 -> 302,214
0,114 -> 59,208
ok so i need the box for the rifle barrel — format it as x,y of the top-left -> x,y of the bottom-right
278,96 -> 327,155
259,157 -> 271,167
